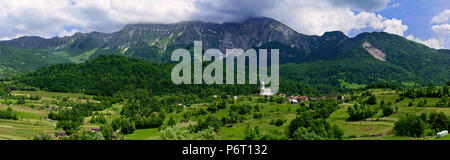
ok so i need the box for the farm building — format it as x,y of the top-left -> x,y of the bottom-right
327,95 -> 338,99
298,96 -> 309,101
55,131 -> 67,137
48,105 -> 56,110
437,130 -> 448,138
91,128 -> 101,132
288,96 -> 299,104
287,96 -> 309,104
289,99 -> 298,104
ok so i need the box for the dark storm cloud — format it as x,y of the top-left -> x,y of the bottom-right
189,0 -> 390,23
190,0 -> 278,23
328,0 -> 390,12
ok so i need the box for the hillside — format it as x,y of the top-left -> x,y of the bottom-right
18,55 -> 259,97
0,43 -> 70,78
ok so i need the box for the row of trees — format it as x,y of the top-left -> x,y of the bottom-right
400,82 -> 449,99
394,112 -> 449,137
347,104 -> 377,121
0,107 -> 18,120
49,102 -> 112,135
288,99 -> 344,140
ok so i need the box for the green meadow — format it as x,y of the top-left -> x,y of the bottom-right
0,88 -> 448,140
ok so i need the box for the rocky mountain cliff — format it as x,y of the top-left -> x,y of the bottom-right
2,17 -> 349,63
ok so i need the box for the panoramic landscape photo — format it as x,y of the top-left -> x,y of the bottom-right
0,0 -> 449,141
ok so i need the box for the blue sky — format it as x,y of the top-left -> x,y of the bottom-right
376,0 -> 449,40
0,0 -> 448,49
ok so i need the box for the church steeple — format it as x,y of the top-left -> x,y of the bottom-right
260,81 -> 273,96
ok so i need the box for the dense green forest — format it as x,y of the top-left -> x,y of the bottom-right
16,54 -> 450,98
18,55 -> 259,97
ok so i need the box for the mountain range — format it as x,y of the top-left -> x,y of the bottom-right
1,17 -> 449,95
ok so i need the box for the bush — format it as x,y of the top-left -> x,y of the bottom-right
195,127 -> 218,140
100,124 -> 114,140
428,112 -> 449,132
206,106 -> 218,113
366,95 -> 377,105
167,117 -> 176,126
288,114 -> 343,139
29,95 -> 41,100
292,127 -> 324,140
121,119 -> 136,134
382,105 -> 394,117
393,114 -> 425,137
160,126 -> 190,140
347,134 -> 357,139
33,133 -> 52,140
244,125 -> 260,140
347,104 -> 377,121
270,119 -> 286,126
0,107 -> 18,120
417,99 -> 427,107
90,114 -> 107,124
253,113 -> 263,119
160,126 -> 218,140
423,129 -> 435,136
230,103 -> 252,115
56,120 -> 82,136
189,116 -> 221,133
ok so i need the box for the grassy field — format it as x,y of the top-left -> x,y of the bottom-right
0,89 -> 449,140
0,91 -> 98,139
326,89 -> 449,140
0,103 -> 54,140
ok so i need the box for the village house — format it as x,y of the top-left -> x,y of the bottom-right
289,98 -> 298,104
298,96 -> 309,101
288,96 -> 299,104
371,133 -> 383,137
48,105 -> 56,110
286,95 -> 310,104
327,95 -> 338,99
288,96 -> 298,99
345,96 -> 352,101
91,128 -> 101,132
279,94 -> 286,97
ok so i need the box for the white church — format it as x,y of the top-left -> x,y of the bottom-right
260,81 -> 274,96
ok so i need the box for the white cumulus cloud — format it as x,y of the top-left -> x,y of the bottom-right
406,35 -> 444,49
430,9 -> 450,24
407,9 -> 450,49
382,18 -> 408,36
